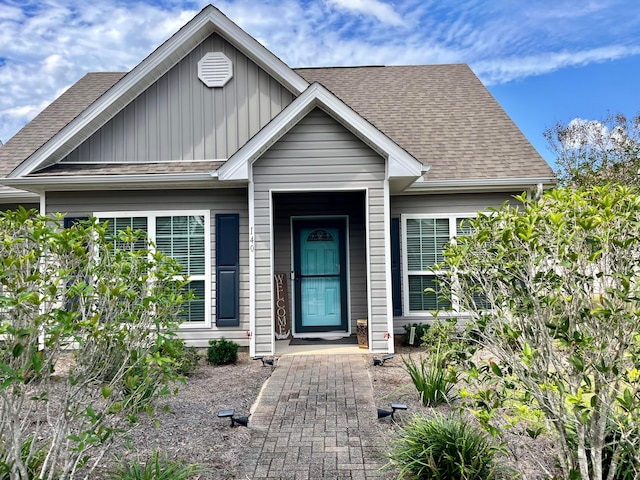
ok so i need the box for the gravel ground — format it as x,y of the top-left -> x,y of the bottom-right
95,346 -> 559,479
366,344 -> 560,480
116,352 -> 272,479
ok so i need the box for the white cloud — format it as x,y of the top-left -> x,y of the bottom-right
0,0 -> 639,143
561,117 -> 631,151
325,0 -> 404,26
473,45 -> 640,85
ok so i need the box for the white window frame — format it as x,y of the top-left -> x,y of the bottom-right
94,210 -> 211,329
401,213 -> 478,317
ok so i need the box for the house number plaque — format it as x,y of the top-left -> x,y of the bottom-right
274,273 -> 291,339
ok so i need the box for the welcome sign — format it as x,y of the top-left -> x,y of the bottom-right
274,273 -> 291,339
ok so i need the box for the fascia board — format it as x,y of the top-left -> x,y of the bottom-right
207,7 -> 308,93
1,173 -> 224,190
218,83 -> 423,181
0,188 -> 40,202
10,5 -> 309,179
404,176 -> 557,194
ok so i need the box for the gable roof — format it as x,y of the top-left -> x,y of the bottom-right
0,72 -> 125,197
218,82 -> 424,186
296,65 -> 554,182
7,5 -> 308,179
0,6 -> 554,192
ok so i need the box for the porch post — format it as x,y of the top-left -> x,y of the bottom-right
248,181 -> 256,357
384,179 -> 394,353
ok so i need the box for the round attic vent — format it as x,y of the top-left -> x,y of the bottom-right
198,52 -> 233,88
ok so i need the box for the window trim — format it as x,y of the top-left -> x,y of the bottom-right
401,213 -> 479,317
94,210 -> 211,329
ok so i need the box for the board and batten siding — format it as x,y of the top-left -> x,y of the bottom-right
60,33 -> 294,164
46,189 -> 250,347
390,192 -> 519,332
252,108 -> 390,354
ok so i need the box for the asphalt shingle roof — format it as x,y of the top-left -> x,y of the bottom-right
0,65 -> 553,183
296,65 -> 553,181
30,161 -> 224,176
0,73 -> 126,180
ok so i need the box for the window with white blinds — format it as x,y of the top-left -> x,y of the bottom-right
402,215 -> 475,314
97,211 -> 210,326
102,216 -> 148,251
156,215 -> 206,323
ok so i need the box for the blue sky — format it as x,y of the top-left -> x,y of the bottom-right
1,0 -> 639,169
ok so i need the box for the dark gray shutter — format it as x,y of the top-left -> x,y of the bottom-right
63,217 -> 88,228
215,214 -> 240,326
391,217 -> 402,316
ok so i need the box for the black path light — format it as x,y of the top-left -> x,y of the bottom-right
217,409 -> 249,427
372,354 -> 394,366
377,403 -> 407,420
253,356 -> 274,366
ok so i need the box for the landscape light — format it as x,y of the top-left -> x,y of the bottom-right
377,403 -> 408,420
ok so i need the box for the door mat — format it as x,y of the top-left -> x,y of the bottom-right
289,336 -> 358,346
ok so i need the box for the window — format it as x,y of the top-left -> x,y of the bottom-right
402,214 -> 476,315
96,211 -> 211,327
101,216 -> 148,251
156,216 -> 206,323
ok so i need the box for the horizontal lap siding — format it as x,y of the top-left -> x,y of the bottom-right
252,108 -> 387,355
390,192 -> 518,333
61,33 -> 293,163
368,188 -> 388,352
46,189 -> 250,347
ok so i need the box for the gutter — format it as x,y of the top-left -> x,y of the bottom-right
0,172 -> 240,192
405,176 -> 556,194
0,188 -> 40,203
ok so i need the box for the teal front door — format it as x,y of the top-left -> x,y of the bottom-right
293,219 -> 348,333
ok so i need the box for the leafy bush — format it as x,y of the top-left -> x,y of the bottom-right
0,437 -> 50,480
566,416 -> 639,480
387,413 -> 513,480
403,353 -> 457,407
207,338 -> 238,365
158,338 -> 200,377
107,450 -> 204,480
122,359 -> 165,413
0,209 -> 188,479
421,318 -> 474,367
442,186 -> 640,479
403,323 -> 430,346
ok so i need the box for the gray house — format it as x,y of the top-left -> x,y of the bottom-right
0,5 -> 554,355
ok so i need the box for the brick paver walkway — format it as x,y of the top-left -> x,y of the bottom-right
241,355 -> 391,480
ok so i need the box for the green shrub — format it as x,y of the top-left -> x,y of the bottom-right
387,413 -> 513,480
403,353 -> 457,407
207,338 -> 238,365
0,437 -> 50,480
107,450 -> 204,480
566,416 -> 639,480
421,318 -> 474,367
122,354 -> 164,413
177,346 -> 201,376
158,338 -> 200,377
403,323 -> 430,346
